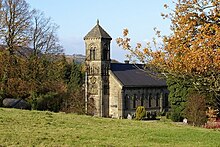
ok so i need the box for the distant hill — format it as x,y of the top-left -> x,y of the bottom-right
65,54 -> 120,64
65,54 -> 85,64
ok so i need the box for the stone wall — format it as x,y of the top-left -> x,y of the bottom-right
123,87 -> 169,118
109,71 -> 123,118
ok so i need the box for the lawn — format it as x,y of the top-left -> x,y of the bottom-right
0,108 -> 220,146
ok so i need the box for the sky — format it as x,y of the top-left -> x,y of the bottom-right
26,0 -> 174,62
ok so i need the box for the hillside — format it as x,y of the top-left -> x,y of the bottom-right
65,54 -> 120,64
0,108 -> 220,146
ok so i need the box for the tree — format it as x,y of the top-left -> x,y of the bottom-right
27,9 -> 64,96
67,60 -> 82,91
0,0 -> 33,99
0,0 -> 33,54
0,0 -> 66,112
167,75 -> 192,121
30,10 -> 63,56
117,0 -> 220,108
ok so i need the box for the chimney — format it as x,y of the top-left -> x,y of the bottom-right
124,60 -> 129,64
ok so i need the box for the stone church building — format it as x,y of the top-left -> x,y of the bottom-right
84,21 -> 169,118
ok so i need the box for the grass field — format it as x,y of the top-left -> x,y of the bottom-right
0,108 -> 220,146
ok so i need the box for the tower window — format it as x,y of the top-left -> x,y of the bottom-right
103,43 -> 109,60
90,47 -> 96,60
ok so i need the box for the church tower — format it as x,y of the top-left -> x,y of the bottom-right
84,20 -> 112,117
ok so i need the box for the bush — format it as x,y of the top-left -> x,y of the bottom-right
170,106 -> 184,122
184,92 -> 207,126
204,121 -> 220,129
61,89 -> 85,114
30,92 -> 62,112
135,106 -> 146,120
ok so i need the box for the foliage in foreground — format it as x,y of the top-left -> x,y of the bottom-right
1,108 -> 220,146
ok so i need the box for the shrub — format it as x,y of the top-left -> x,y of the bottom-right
61,88 -> 85,114
30,92 -> 62,112
206,107 -> 219,122
184,92 -> 207,126
170,105 -> 184,122
204,121 -> 220,129
135,106 -> 146,120
166,111 -> 171,119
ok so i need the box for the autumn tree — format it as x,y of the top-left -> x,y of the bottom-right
0,0 -> 33,100
0,0 -> 33,54
0,0 -> 66,112
117,0 -> 220,109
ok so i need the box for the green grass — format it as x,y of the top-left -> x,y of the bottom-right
0,108 -> 220,146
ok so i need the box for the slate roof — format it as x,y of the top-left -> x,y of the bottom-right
84,20 -> 112,40
110,63 -> 167,87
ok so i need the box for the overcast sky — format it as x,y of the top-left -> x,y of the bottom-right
26,0 -> 174,62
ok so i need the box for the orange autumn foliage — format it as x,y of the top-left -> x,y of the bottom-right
117,0 -> 220,100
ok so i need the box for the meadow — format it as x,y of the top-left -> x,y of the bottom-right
0,108 -> 220,146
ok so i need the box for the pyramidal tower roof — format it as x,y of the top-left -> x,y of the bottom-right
84,20 -> 112,40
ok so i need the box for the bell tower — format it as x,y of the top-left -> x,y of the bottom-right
84,20 -> 112,117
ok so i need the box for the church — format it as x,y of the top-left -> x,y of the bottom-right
84,21 -> 169,118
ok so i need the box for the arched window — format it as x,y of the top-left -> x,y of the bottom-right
90,47 -> 96,60
133,94 -> 137,109
156,93 -> 160,107
149,93 -> 152,108
165,93 -> 169,107
124,94 -> 129,110
103,43 -> 109,60
141,94 -> 144,106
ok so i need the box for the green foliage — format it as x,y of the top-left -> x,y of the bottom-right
170,105 -> 184,122
30,92 -> 62,112
184,92 -> 207,126
167,76 -> 192,122
135,106 -> 146,120
61,88 -> 85,114
67,60 -> 82,91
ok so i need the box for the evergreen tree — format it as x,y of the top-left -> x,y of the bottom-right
167,75 -> 192,122
67,60 -> 82,92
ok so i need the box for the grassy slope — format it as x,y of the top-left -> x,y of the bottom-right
0,108 -> 220,146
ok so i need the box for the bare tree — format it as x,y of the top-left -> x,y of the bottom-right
0,0 -> 33,54
30,10 -> 63,56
